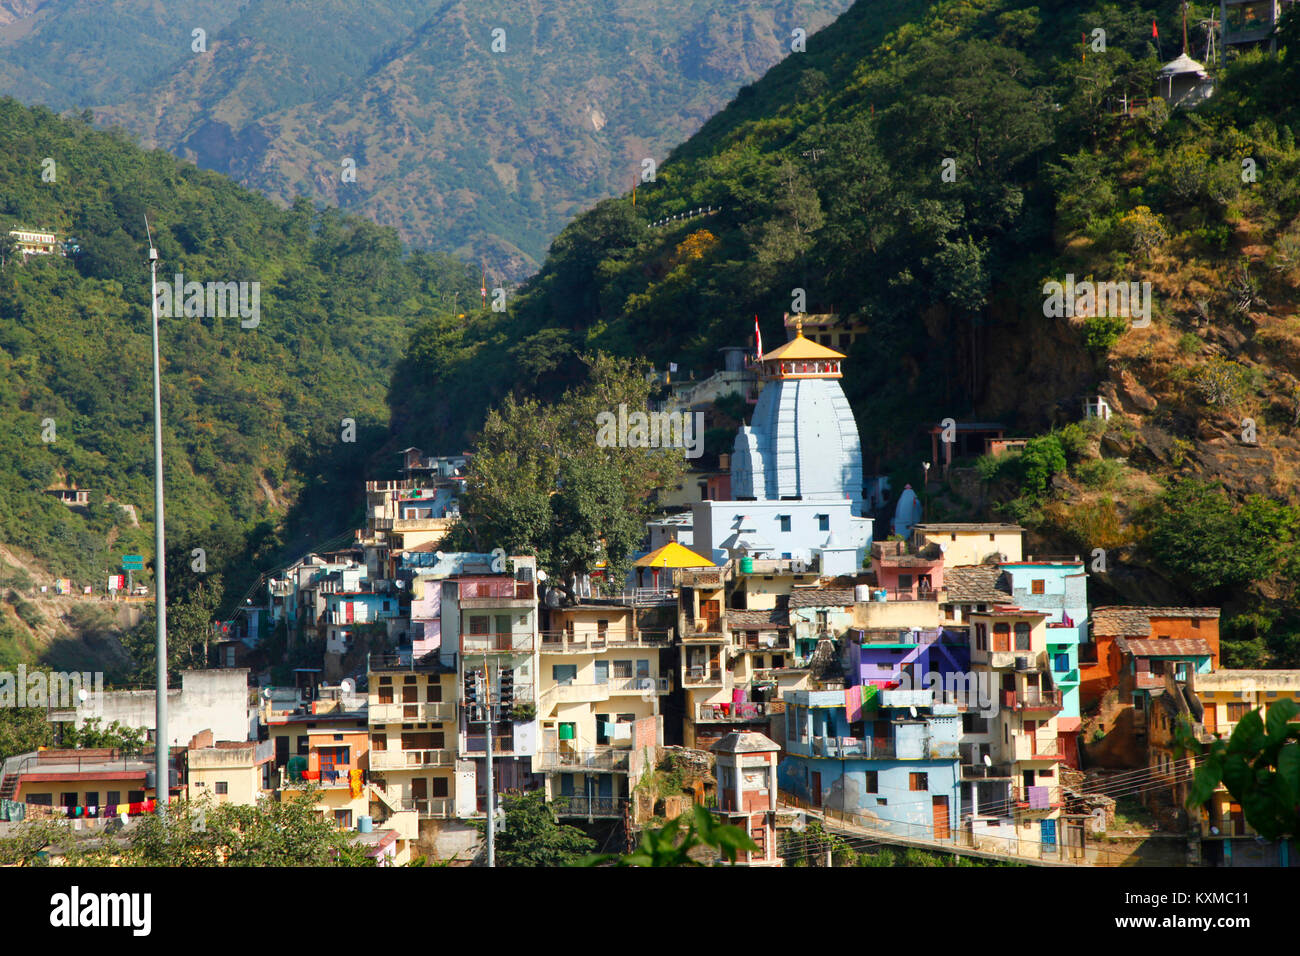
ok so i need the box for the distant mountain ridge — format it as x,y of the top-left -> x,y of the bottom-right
0,0 -> 853,278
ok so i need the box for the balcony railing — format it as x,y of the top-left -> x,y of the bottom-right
370,749 -> 454,770
683,666 -> 723,686
537,630 -> 672,652
696,701 -> 769,722
1014,688 -> 1063,712
397,796 -> 455,817
1015,735 -> 1065,760
280,766 -> 354,789
959,762 -> 1014,780
872,587 -> 939,602
810,737 -> 892,759
533,750 -> 630,772
369,701 -> 457,723
684,619 -> 725,640
610,676 -> 670,695
461,632 -> 534,654
1013,785 -> 1064,809
551,795 -> 624,818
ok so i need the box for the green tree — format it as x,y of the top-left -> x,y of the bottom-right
1180,699 -> 1300,841
583,804 -> 758,866
0,707 -> 55,761
480,791 -> 596,867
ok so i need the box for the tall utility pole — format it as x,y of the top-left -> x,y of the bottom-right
483,654 -> 495,867
145,218 -> 169,820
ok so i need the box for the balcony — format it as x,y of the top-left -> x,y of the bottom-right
683,665 -> 724,687
537,630 -> 671,653
461,632 -> 534,654
533,749 -> 630,772
1014,735 -> 1065,761
609,676 -> 670,695
280,766 -> 354,789
370,749 -> 454,770
552,796 -> 625,818
683,619 -> 726,641
959,762 -> 1014,780
369,701 -> 457,723
396,796 -> 455,818
1013,785 -> 1065,809
810,737 -> 892,759
373,516 -> 456,532
736,634 -> 792,652
696,701 -> 770,723
1013,688 -> 1063,712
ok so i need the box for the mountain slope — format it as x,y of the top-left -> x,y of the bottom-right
0,97 -> 477,665
0,0 -> 855,278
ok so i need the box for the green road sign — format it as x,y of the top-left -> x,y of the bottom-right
121,555 -> 145,571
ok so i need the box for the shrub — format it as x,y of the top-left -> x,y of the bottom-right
1074,458 -> 1123,489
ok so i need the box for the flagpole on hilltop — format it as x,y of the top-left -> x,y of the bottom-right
145,216 -> 169,821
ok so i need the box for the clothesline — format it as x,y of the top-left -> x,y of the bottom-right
0,797 -> 162,823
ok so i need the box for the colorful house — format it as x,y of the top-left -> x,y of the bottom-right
1083,607 -> 1220,708
779,687 -> 961,844
711,731 -> 783,866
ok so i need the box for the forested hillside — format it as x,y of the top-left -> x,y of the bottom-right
392,0 -> 1300,667
0,99 -> 476,665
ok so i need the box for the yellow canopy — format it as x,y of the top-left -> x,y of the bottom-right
634,541 -> 716,569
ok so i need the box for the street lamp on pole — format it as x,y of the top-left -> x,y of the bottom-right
145,218 -> 169,819
922,462 -> 931,522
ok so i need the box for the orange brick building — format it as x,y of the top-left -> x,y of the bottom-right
1081,607 -> 1220,708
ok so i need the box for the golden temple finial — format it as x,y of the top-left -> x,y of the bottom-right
795,314 -> 804,337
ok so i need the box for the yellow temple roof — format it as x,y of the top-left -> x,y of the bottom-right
634,541 -> 717,569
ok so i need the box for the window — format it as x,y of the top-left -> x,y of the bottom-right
636,659 -> 651,678
552,664 -> 577,685
334,809 -> 352,829
817,514 -> 830,532
594,660 -> 609,684
1054,653 -> 1069,672
779,515 -> 791,532
84,791 -> 99,807
597,619 -> 608,639
865,771 -> 878,794
1014,622 -> 1031,651
106,791 -> 120,807
215,782 -> 229,795
28,793 -> 52,807
1227,702 -> 1249,722
975,623 -> 988,651
469,616 -> 490,634
613,660 -> 633,679
296,735 -> 309,755
427,682 -> 442,703
373,733 -> 387,752
618,713 -> 635,723
378,684 -> 394,704
129,790 -> 145,803
432,777 -> 449,798
1031,579 -> 1045,595
909,772 -> 928,792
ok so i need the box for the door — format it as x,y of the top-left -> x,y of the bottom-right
932,796 -> 950,840
345,601 -> 354,623
701,599 -> 720,630
1203,705 -> 1217,733
411,777 -> 428,814
275,736 -> 289,767
810,771 -> 822,808
1040,818 -> 1057,850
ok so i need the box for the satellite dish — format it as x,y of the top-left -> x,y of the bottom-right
340,678 -> 355,695
536,569 -> 548,582
982,753 -> 992,767
77,689 -> 88,703
791,817 -> 806,833
261,687 -> 273,700
434,551 -> 445,564
909,706 -> 917,718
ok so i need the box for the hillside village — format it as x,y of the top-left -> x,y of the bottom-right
3,315 -> 1294,868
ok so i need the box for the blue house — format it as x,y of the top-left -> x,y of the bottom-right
780,687 -> 961,842
999,560 -> 1087,724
